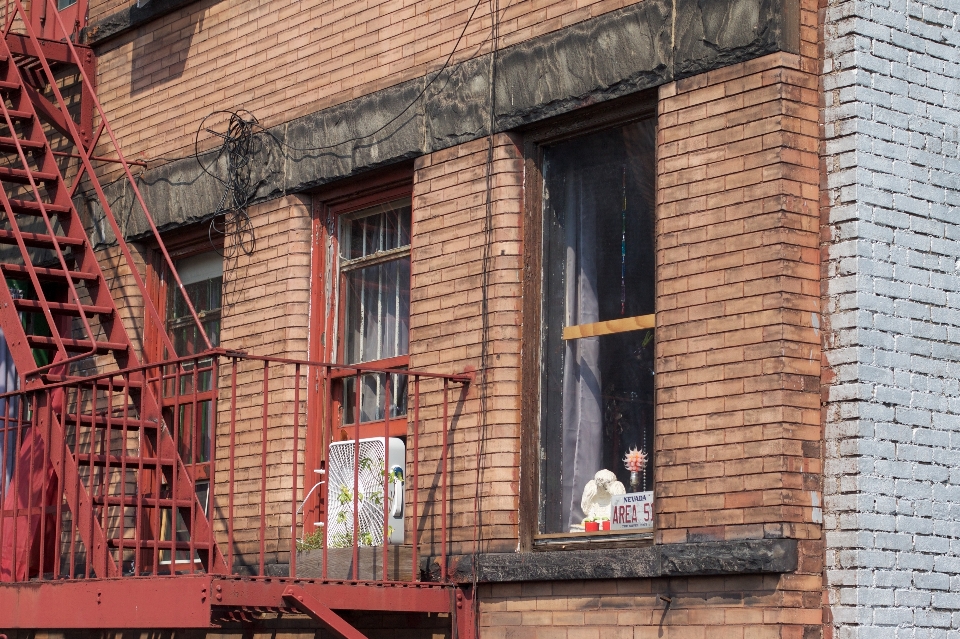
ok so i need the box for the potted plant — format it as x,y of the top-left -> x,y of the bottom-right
583,515 -> 610,532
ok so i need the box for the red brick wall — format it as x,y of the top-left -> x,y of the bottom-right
408,133 -> 524,556
654,50 -> 821,546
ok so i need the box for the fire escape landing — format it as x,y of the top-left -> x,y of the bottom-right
0,1 -> 473,635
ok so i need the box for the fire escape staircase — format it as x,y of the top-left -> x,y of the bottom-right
0,1 -> 226,582
0,0 -> 467,635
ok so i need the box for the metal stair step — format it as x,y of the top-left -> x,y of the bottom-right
6,198 -> 71,216
0,228 -> 84,249
106,539 -> 212,551
0,135 -> 44,152
27,334 -> 128,353
43,373 -> 145,389
0,79 -> 20,92
61,412 -> 150,430
0,166 -> 58,184
1,263 -> 99,281
14,298 -> 113,317
1,108 -> 32,121
75,454 -> 176,468
94,495 -> 198,509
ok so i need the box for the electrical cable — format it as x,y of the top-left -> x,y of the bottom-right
471,0 -> 500,630
196,109 -> 260,259
252,0 -> 489,156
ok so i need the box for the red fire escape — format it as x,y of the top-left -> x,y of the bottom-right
0,1 -> 473,636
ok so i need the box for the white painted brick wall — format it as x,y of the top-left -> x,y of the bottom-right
823,1 -> 960,637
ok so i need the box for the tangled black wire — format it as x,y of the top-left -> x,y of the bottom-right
196,109 -> 261,258
141,0 -> 515,260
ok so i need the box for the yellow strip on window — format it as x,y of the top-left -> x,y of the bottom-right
561,314 -> 655,340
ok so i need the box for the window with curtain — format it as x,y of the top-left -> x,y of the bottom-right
539,117 -> 657,536
339,199 -> 411,427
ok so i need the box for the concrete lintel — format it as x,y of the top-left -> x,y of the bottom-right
83,0 -> 799,243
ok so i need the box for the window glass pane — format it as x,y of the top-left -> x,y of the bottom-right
168,252 -> 223,354
540,118 -> 657,535
343,372 -> 408,424
343,259 -> 410,365
341,199 -> 412,260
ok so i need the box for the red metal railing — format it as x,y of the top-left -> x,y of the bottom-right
0,352 -> 470,584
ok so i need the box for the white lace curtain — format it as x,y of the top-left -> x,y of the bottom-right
561,173 -> 603,531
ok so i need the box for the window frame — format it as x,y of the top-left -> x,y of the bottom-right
144,229 -> 224,567
304,165 -> 415,531
520,94 -> 658,550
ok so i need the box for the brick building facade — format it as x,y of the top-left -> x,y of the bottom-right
0,0 -> 957,637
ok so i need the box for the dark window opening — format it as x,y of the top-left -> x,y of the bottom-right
539,117 -> 657,536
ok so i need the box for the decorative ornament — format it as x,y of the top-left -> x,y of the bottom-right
623,446 -> 647,492
580,469 -> 626,524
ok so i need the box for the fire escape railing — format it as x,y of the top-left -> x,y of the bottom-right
0,352 -> 470,584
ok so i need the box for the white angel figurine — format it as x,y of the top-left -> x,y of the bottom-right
580,469 -> 626,522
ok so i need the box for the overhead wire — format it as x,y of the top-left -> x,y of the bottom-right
124,0 -> 496,265
472,0 -> 500,628
196,109 -> 261,259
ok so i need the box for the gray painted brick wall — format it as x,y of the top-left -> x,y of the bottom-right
823,1 -> 960,636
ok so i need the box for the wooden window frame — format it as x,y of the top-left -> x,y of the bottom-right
304,165 -> 414,529
519,94 -> 658,551
143,228 -> 223,565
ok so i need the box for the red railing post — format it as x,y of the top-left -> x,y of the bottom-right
0,391 -> 9,577
26,393 -> 37,580
260,361 -> 269,577
171,363 -> 181,574
441,378 -> 449,582
290,363 -> 301,579
321,365 -> 330,581
412,376 -> 420,582
101,381 -> 112,573
10,391 -> 23,581
228,358 -> 238,575
208,357 -> 219,573
116,379 -> 127,575
352,371 -> 361,581
188,359 -> 199,573
382,374 -> 390,582
54,389 -> 66,579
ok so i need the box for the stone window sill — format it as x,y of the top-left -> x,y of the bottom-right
445,538 -> 798,582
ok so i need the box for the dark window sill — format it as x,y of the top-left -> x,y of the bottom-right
443,538 -> 798,583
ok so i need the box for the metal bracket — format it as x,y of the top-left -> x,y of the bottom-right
281,586 -> 369,639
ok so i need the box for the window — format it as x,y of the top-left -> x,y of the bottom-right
304,169 -> 413,531
338,199 -> 411,434
537,116 -> 657,536
151,248 -> 223,565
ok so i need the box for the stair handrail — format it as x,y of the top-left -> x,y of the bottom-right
0,53 -> 101,372
1,1 -> 213,373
